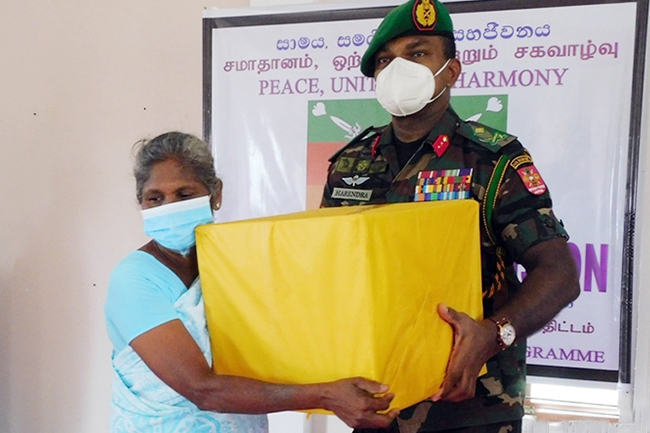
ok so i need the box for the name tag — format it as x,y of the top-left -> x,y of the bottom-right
332,187 -> 372,201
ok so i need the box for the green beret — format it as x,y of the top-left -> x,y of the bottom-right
360,0 -> 454,77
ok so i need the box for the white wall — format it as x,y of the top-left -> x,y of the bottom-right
0,0 -> 649,433
0,0 -> 247,431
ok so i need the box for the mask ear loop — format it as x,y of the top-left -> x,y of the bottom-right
426,58 -> 453,105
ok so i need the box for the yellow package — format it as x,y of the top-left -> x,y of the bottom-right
196,201 -> 484,414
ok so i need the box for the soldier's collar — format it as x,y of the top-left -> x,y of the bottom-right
421,108 -> 459,148
381,107 -> 459,151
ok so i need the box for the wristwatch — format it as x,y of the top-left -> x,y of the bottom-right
488,317 -> 516,350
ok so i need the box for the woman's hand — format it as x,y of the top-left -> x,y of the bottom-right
320,377 -> 399,429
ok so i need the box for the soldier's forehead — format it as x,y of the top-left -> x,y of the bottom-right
379,34 -> 442,52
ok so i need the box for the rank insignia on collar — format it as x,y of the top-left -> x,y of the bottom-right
414,168 -> 473,202
516,166 -> 547,195
432,134 -> 450,157
371,136 -> 381,158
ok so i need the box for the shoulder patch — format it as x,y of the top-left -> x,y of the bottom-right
328,125 -> 385,162
456,121 -> 517,153
516,165 -> 547,195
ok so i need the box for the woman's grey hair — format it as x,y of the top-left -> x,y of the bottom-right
133,132 -> 222,203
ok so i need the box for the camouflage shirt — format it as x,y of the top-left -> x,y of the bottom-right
321,108 -> 568,432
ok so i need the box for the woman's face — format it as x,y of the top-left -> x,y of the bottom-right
141,158 -> 211,210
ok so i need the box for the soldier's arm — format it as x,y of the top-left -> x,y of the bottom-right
489,158 -> 581,338
492,237 -> 579,337
433,159 -> 580,403
433,238 -> 578,403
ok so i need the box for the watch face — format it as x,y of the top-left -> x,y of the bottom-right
500,323 -> 516,347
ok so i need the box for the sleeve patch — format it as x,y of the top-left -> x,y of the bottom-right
516,166 -> 547,195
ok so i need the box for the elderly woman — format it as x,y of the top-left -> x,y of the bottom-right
105,132 -> 397,433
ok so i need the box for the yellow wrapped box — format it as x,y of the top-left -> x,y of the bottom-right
196,201 -> 483,413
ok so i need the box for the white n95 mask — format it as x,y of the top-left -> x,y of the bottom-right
375,57 -> 452,117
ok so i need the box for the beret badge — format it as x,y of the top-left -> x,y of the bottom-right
413,0 -> 437,31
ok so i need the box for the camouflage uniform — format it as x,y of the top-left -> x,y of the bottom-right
321,108 -> 568,432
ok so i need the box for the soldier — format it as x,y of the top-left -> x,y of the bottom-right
320,1 -> 581,432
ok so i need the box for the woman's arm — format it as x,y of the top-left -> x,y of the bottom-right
130,320 -> 398,429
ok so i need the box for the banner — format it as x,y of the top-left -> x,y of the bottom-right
204,0 -> 641,381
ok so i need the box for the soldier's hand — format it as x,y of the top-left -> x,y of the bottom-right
431,303 -> 501,403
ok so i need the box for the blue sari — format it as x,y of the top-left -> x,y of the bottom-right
109,279 -> 268,433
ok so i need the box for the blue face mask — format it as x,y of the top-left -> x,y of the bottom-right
141,195 -> 214,256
